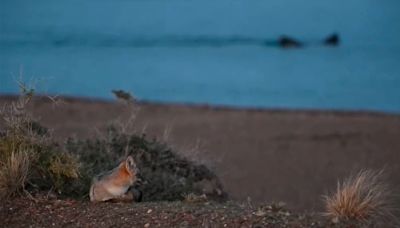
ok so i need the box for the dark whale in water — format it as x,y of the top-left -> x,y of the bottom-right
324,33 -> 340,46
278,35 -> 303,48
276,33 -> 340,48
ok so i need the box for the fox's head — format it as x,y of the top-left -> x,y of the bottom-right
125,156 -> 138,177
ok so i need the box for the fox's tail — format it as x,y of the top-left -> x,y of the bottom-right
89,184 -> 95,202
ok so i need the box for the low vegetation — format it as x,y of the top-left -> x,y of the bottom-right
0,89 -> 82,198
0,88 -> 226,202
65,127 -> 226,201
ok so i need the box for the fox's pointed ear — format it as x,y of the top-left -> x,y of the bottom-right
126,156 -> 134,164
125,156 -> 136,174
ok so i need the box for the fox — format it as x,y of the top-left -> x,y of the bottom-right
89,156 -> 140,202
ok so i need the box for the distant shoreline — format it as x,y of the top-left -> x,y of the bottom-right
1,93 -> 398,117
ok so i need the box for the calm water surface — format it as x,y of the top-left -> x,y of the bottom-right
1,0 -> 400,112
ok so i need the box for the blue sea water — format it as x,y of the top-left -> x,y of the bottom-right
1,0 -> 400,112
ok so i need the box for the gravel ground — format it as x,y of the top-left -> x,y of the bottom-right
0,195 -> 328,228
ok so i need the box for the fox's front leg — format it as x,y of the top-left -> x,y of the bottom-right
108,191 -> 134,203
110,188 -> 142,203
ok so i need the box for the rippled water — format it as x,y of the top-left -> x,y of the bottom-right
1,0 -> 400,112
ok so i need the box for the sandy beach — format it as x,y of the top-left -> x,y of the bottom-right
1,95 -> 399,211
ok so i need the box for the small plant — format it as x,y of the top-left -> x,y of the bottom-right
0,149 -> 31,198
323,169 -> 399,227
112,89 -> 136,103
182,192 -> 208,203
46,151 -> 81,195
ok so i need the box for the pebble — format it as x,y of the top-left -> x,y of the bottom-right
144,223 -> 150,227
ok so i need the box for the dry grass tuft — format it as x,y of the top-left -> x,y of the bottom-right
323,169 -> 399,226
0,149 -> 31,198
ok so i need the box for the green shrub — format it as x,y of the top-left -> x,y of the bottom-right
66,126 -> 227,201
